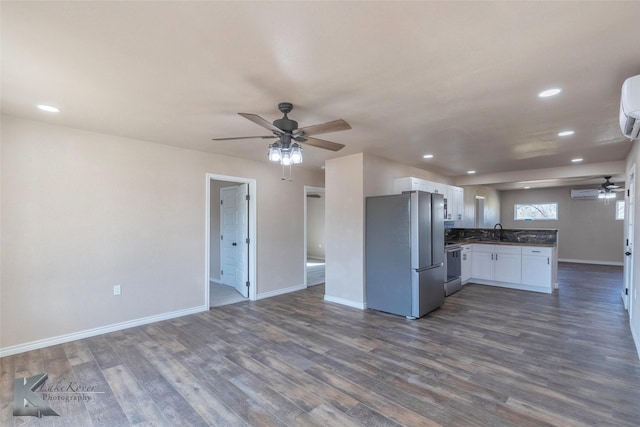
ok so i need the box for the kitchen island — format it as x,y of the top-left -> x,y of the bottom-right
446,228 -> 558,294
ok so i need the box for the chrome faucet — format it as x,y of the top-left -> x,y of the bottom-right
494,223 -> 503,230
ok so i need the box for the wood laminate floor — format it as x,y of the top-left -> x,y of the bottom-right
2,263 -> 639,426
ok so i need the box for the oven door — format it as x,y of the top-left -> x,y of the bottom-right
445,245 -> 462,296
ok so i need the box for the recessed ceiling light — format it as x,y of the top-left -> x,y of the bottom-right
571,158 -> 583,163
524,186 -> 531,189
467,170 -> 476,174
558,130 -> 575,137
423,154 -> 434,159
538,88 -> 563,98
37,104 -> 61,113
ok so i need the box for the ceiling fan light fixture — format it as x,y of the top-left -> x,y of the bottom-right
268,143 -> 282,162
281,150 -> 292,166
558,130 -> 575,137
290,143 -> 303,164
599,192 -> 616,199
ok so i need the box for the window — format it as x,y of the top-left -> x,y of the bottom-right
514,202 -> 558,221
616,200 -> 625,220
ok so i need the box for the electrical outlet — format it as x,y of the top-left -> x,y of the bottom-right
113,285 -> 121,296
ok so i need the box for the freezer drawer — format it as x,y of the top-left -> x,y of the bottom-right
412,265 -> 445,318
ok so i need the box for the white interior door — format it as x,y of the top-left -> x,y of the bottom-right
624,166 -> 635,316
220,184 -> 249,297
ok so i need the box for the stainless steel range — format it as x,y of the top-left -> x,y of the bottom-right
444,243 -> 462,296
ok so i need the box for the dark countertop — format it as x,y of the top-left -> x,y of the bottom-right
447,239 -> 556,247
445,227 -> 558,247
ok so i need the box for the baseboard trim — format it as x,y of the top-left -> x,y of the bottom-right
470,279 -> 552,294
632,322 -> 640,361
324,295 -> 365,310
256,284 -> 306,300
0,305 -> 208,358
558,258 -> 624,266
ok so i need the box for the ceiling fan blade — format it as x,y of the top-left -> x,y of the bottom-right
302,136 -> 346,152
295,119 -> 351,136
238,113 -> 283,133
212,135 -> 277,141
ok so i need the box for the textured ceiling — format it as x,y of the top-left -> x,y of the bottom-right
2,2 -> 640,189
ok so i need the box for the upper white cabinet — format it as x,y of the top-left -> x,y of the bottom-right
451,186 -> 464,221
394,177 -> 464,222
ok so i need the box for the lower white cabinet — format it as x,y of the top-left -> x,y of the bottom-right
521,247 -> 553,288
461,245 -> 472,283
469,244 -> 554,293
494,251 -> 521,283
471,248 -> 494,280
471,244 -> 522,283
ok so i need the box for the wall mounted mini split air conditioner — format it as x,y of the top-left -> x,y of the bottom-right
620,74 -> 640,140
570,189 -> 600,199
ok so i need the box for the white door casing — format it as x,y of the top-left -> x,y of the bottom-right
205,173 -> 256,308
624,165 -> 635,316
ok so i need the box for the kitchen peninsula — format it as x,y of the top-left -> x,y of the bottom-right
445,228 -> 558,294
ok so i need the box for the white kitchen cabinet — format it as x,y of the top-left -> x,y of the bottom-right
394,177 -> 464,222
494,251 -> 521,283
468,244 -> 554,293
471,245 -> 494,280
461,245 -> 472,283
471,244 -> 522,283
451,186 -> 464,221
521,246 -> 553,288
394,177 -> 434,194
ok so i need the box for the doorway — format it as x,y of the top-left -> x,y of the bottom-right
205,174 -> 257,308
305,186 -> 325,287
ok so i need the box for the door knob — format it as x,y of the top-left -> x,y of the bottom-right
625,251 -> 632,256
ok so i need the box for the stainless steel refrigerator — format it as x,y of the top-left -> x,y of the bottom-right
365,191 -> 445,318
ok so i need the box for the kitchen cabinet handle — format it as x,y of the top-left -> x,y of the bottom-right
491,253 -> 494,261
532,250 -> 541,253
495,253 -> 498,261
547,257 -> 550,265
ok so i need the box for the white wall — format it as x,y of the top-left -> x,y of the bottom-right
1,116 -> 324,352
458,185 -> 501,228
325,153 -> 366,306
500,186 -> 623,264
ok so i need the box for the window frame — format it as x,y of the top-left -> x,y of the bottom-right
514,202 -> 558,221
616,199 -> 625,221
